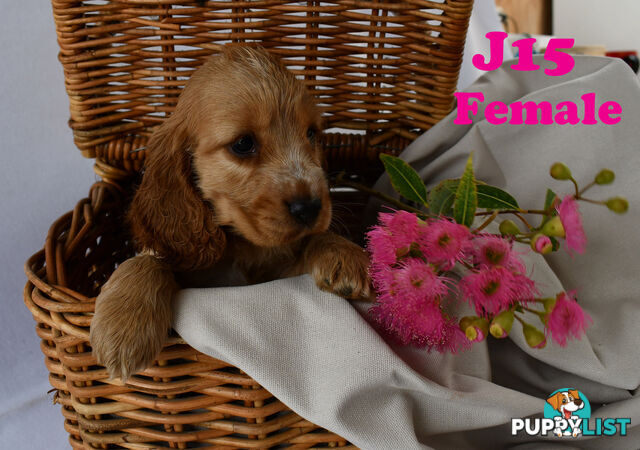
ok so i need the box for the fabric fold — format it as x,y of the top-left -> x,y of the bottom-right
174,56 -> 640,448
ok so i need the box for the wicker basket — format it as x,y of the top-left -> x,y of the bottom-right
25,1 -> 473,448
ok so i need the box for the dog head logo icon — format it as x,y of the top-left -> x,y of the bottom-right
544,388 -> 591,437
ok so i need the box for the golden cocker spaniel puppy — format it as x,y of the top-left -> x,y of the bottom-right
90,46 -> 372,380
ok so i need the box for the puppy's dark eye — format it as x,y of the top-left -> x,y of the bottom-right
306,128 -> 316,142
230,135 -> 256,157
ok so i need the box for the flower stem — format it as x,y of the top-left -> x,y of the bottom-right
522,306 -> 547,321
333,173 -> 431,217
473,211 -> 498,233
578,181 -> 596,196
576,197 -> 606,206
569,176 -> 580,197
474,208 -> 548,216
514,313 -> 526,324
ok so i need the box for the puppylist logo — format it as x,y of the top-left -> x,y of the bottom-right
512,388 -> 631,438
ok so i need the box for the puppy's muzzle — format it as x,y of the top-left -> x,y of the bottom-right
287,197 -> 322,227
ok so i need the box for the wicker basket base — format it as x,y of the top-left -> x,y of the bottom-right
24,182 -> 353,449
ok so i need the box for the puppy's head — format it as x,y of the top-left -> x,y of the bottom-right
190,47 -> 330,246
129,47 -> 329,269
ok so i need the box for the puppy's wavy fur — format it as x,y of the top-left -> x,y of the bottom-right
90,47 -> 372,380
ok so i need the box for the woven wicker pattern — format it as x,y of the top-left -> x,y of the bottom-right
25,1 -> 473,447
53,0 -> 473,174
25,182 -> 356,448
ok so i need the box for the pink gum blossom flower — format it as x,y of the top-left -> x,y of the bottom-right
510,272 -> 538,303
370,297 -> 469,353
546,291 -> 593,346
469,235 -> 525,272
461,266 -> 536,317
426,320 -> 470,354
556,196 -> 587,255
419,219 -> 470,269
378,210 -> 421,250
389,259 -> 449,302
366,210 -> 427,272
366,225 -> 398,269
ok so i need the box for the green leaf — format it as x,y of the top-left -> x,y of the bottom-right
453,153 -> 477,227
379,154 -> 428,206
476,185 -> 520,210
539,189 -> 559,228
431,181 -> 519,211
544,189 -> 558,211
428,179 -> 519,215
548,236 -> 560,252
427,179 -> 458,216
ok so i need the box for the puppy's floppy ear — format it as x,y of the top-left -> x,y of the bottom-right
546,392 -> 563,411
128,115 -> 226,271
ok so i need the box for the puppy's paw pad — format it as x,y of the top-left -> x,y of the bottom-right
312,240 -> 372,301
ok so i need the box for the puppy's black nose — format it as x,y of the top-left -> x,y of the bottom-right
574,399 -> 583,406
288,197 -> 322,227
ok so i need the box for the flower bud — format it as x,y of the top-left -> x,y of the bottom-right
541,216 -> 565,238
460,316 -> 489,342
490,310 -> 514,338
499,219 -> 520,236
595,169 -> 615,185
459,316 -> 474,331
522,323 -> 547,349
550,162 -> 572,180
531,234 -> 553,254
605,197 -> 629,214
542,297 -> 557,313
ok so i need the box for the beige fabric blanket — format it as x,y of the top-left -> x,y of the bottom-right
174,56 -> 640,449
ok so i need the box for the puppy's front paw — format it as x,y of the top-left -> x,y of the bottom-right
89,255 -> 178,380
91,306 -> 164,381
309,235 -> 372,301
